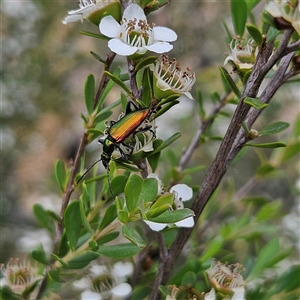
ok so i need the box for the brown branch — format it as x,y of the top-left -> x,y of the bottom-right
149,28 -> 295,300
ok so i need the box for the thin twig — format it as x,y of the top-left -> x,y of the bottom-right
178,92 -> 229,172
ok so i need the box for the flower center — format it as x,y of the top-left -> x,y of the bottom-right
78,0 -> 96,8
121,18 -> 154,47
156,55 -> 195,92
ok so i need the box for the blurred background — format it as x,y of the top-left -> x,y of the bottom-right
1,0 -> 299,271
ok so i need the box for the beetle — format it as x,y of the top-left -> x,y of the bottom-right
99,101 -> 154,169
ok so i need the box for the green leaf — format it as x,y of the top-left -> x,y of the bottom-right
140,68 -> 153,108
244,142 -> 286,148
79,31 -> 109,40
137,178 -> 158,205
196,89 -> 206,118
135,56 -> 157,71
244,96 -> 268,109
146,203 -> 172,219
200,237 -> 223,262
231,0 -> 247,36
147,145 -> 163,172
231,146 -> 248,165
98,204 -> 117,231
110,175 -> 128,196
280,140 -> 300,162
219,67 -> 241,99
122,224 -> 146,248
246,24 -> 263,45
94,110 -> 113,124
275,265 -> 300,293
31,246 -> 48,264
259,122 -> 290,136
104,71 -> 131,94
50,254 -> 68,268
33,204 -> 55,234
148,208 -> 194,223
248,238 -> 280,278
181,271 -> 197,286
79,198 -> 93,234
118,209 -> 129,223
266,26 -> 281,43
125,174 -> 143,213
150,133 -> 181,155
64,200 -> 82,250
97,243 -> 141,257
150,100 -> 180,120
150,193 -> 174,210
84,74 -> 95,115
245,0 -> 260,11
96,69 -> 121,111
255,163 -> 276,177
0,286 -> 22,300
131,286 -> 152,300
48,269 -> 61,282
55,160 -> 66,192
67,251 -> 99,269
21,279 -> 42,298
58,231 -> 70,257
256,200 -> 282,222
97,231 -> 119,244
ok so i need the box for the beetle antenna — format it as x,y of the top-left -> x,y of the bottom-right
76,159 -> 102,184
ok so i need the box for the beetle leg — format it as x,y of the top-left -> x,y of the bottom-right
133,124 -> 156,139
115,144 -> 129,161
126,101 -> 140,114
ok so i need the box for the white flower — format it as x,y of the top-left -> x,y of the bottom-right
205,260 -> 246,300
144,176 -> 194,231
99,4 -> 177,56
76,262 -> 133,300
152,55 -> 196,100
224,38 -> 258,73
62,0 -> 121,26
0,258 -> 42,296
265,0 -> 300,35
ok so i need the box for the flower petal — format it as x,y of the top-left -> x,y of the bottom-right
144,220 -> 167,231
81,290 -> 102,300
145,42 -> 173,54
204,288 -> 216,300
68,5 -> 95,15
63,15 -> 83,24
99,15 -> 121,38
231,287 -> 245,300
153,26 -> 177,42
113,262 -> 134,280
108,39 -> 138,55
123,3 -> 146,21
111,283 -> 132,298
175,216 -> 195,228
170,184 -> 193,201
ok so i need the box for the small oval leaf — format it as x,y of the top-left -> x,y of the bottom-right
246,24 -> 263,46
244,97 -> 268,109
219,67 -> 241,99
125,174 -> 143,213
259,122 -> 290,136
231,0 -> 247,36
64,200 -> 82,250
55,160 -> 66,192
122,224 -> 146,248
244,142 -> 286,148
84,74 -> 95,115
97,243 -> 141,257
